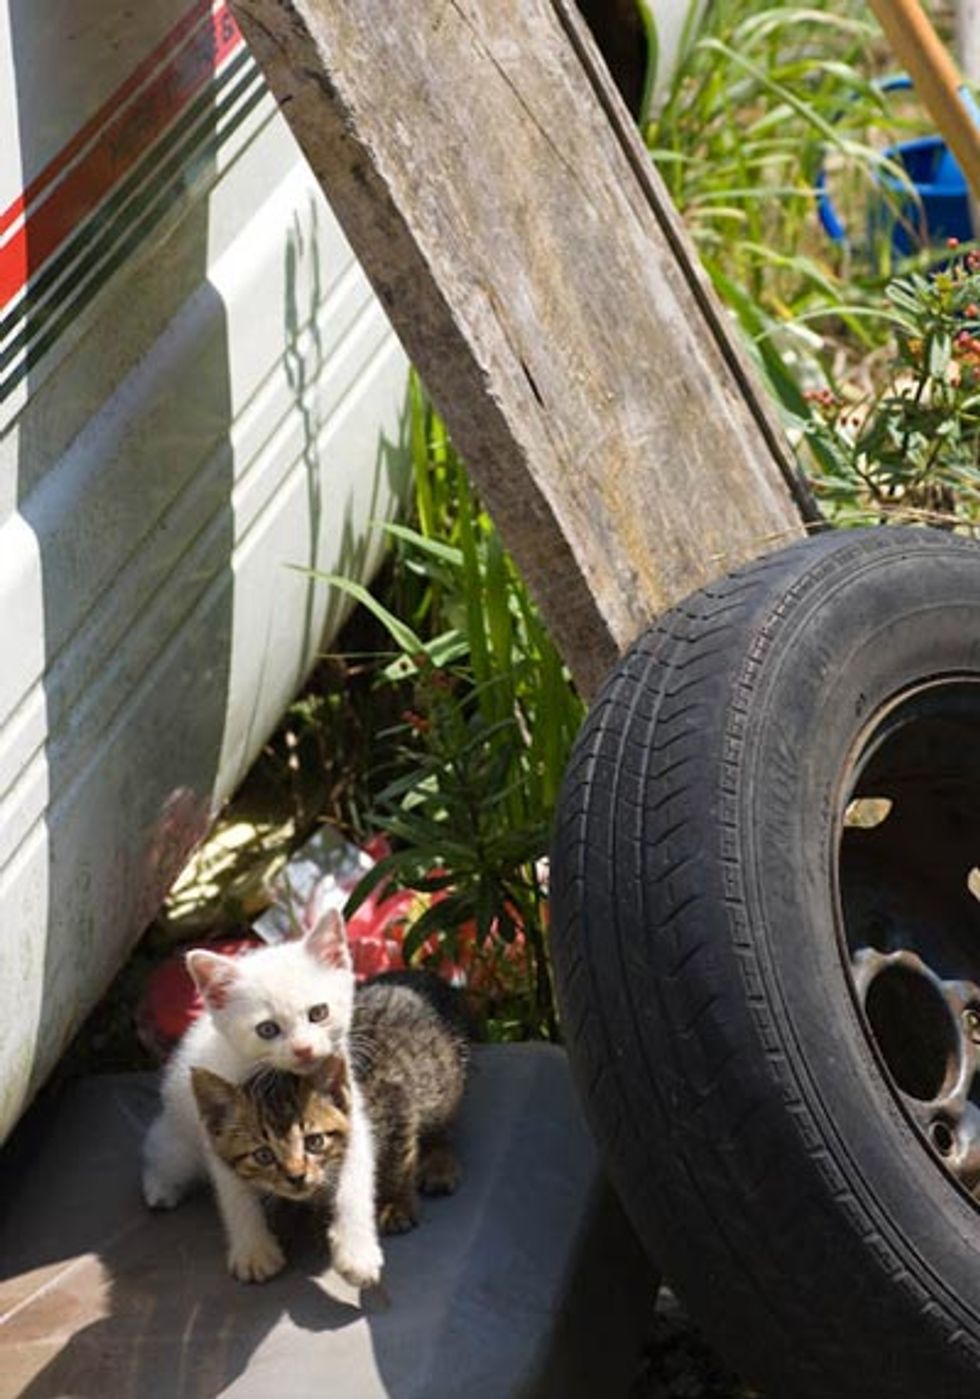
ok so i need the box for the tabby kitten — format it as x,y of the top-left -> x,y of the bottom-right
195,973 -> 469,1251
192,1057 -> 351,1202
350,972 -> 469,1234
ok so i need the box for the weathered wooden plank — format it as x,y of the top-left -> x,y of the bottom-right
230,0 -> 811,697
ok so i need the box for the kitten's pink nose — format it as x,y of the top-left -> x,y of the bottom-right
292,1043 -> 315,1064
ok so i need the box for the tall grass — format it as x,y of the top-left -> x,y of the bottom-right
322,374 -> 584,1038
648,2 -> 896,315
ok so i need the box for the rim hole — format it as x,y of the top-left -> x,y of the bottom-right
844,797 -> 893,829
864,965 -> 960,1101
930,1120 -> 956,1157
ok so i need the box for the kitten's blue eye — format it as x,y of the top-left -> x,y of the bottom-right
253,1146 -> 276,1166
304,1132 -> 326,1151
255,1020 -> 281,1040
308,1004 -> 329,1023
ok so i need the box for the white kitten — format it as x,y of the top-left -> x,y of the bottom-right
141,910 -> 383,1288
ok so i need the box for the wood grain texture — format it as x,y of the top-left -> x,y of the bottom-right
230,0 -> 810,697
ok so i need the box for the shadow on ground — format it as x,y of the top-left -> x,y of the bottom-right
0,1046 -> 657,1399
0,1077 -> 362,1399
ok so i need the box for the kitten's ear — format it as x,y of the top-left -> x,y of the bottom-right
186,949 -> 239,1008
318,1054 -> 352,1113
304,908 -> 352,971
191,1067 -> 238,1135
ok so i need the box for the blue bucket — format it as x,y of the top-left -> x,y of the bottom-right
817,76 -> 975,256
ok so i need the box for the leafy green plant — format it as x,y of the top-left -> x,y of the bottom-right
321,375 -> 584,1039
643,0 -> 980,527
799,246 -> 980,525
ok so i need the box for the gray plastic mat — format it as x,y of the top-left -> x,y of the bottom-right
0,1044 -> 655,1398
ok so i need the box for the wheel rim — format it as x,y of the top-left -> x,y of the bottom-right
836,677 -> 980,1199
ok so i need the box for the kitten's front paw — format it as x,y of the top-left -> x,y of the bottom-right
378,1197 -> 418,1236
228,1232 -> 286,1283
330,1226 -> 384,1288
418,1143 -> 460,1197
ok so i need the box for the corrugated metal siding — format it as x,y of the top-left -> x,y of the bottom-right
0,1 -> 408,1137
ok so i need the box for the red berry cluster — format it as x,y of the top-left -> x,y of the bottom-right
947,238 -> 980,274
804,386 -> 838,412
401,709 -> 431,734
955,328 -> 980,370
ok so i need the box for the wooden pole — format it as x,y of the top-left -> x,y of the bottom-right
868,0 -> 980,206
956,0 -> 980,234
230,0 -> 810,698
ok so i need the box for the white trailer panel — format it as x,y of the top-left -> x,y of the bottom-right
0,0 -> 407,1137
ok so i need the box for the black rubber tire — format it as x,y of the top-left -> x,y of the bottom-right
551,527 -> 980,1399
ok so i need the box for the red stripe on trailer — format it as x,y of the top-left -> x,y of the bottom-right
0,1 -> 244,310
0,0 -> 214,241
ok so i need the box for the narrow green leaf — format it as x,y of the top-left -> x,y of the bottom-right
308,571 -> 425,656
